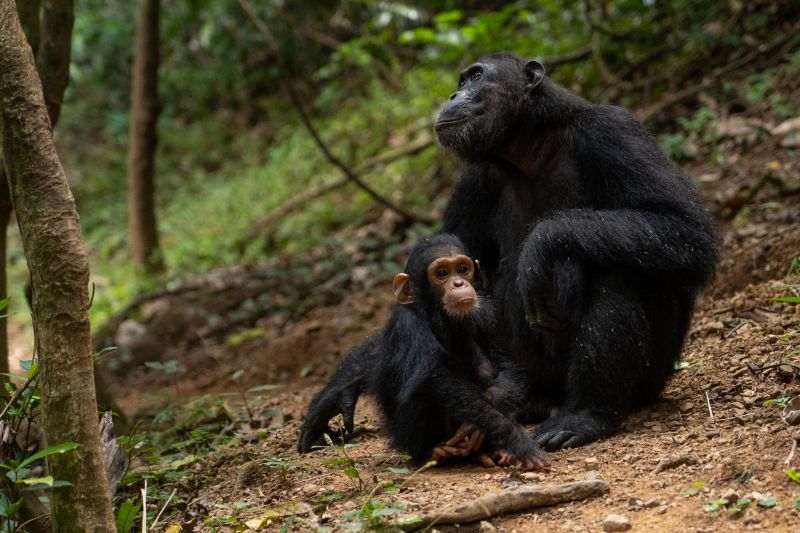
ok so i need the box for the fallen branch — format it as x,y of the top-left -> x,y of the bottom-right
402,479 -> 609,530
638,27 -> 800,122
651,454 -> 699,474
539,43 -> 593,68
237,133 -> 435,251
237,0 -> 434,225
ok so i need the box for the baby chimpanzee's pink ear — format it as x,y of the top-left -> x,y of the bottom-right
392,273 -> 414,304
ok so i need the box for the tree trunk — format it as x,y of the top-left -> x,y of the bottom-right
0,1 -> 116,529
0,0 -> 72,381
36,0 -> 74,126
128,0 -> 164,273
0,168 -> 10,381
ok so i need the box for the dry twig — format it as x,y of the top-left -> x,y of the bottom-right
651,454 -> 699,474
237,133 -> 435,250
638,27 -> 800,122
402,479 -> 609,530
785,437 -> 797,465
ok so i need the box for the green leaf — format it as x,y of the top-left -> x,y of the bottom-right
0,497 -> 22,518
344,467 -> 360,479
18,475 -> 53,486
387,467 -> 409,474
758,496 -> 777,508
770,296 -> 800,303
115,499 -> 141,533
18,442 -> 80,470
793,497 -> 800,508
0,297 -> 10,312
26,361 -> 39,380
247,384 -> 281,393
786,468 -> 800,484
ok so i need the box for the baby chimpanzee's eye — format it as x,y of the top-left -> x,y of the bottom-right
457,263 -> 469,275
436,268 -> 449,279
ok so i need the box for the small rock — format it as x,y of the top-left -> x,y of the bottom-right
479,521 -> 497,532
585,456 -> 598,465
627,497 -> 643,507
721,488 -> 740,502
705,430 -> 720,438
521,472 -> 543,483
643,498 -> 661,508
602,514 -> 631,532
776,365 -> 796,383
679,401 -> 693,413
586,470 -> 598,481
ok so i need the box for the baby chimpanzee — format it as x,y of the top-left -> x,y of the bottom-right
299,234 -> 548,470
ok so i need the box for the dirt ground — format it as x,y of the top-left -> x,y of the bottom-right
92,126 -> 800,531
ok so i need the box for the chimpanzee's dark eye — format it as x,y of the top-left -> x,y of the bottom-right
457,264 -> 469,275
436,268 -> 448,279
457,78 -> 465,89
472,70 -> 483,81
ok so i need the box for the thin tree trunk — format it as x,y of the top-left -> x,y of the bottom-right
0,0 -> 71,381
36,0 -> 74,126
0,1 -> 116,529
0,168 -> 10,381
128,0 -> 164,273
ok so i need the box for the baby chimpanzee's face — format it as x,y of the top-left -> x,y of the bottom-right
426,254 -> 478,318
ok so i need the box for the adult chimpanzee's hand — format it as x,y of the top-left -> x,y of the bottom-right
517,225 -> 569,334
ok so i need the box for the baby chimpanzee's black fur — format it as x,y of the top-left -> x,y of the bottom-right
299,53 -> 719,453
299,234 -> 547,469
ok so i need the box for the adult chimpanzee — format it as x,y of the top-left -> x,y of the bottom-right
299,234 -> 548,470
299,52 -> 719,452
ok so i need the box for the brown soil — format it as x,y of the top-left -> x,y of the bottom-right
99,129 -> 800,531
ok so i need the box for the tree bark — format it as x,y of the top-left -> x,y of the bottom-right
127,0 -> 164,273
0,167 -> 10,380
0,0 -> 72,381
0,0 -> 116,529
36,0 -> 74,126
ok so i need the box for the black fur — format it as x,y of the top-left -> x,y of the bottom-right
299,234 -> 544,466
437,53 -> 719,450
298,53 -> 719,453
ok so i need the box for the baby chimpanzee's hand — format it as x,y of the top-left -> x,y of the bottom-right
431,423 -> 486,463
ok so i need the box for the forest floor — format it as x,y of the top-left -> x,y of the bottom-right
86,117 -> 800,532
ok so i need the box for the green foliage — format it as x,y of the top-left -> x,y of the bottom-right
763,395 -> 790,408
757,496 -> 777,508
787,469 -> 800,485
682,480 -> 706,496
340,499 -> 420,531
115,499 -> 141,533
0,358 -> 79,530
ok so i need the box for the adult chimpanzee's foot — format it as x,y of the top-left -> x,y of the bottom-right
530,411 -> 619,452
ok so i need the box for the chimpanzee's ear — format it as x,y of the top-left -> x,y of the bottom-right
523,60 -> 545,90
473,258 -> 488,287
392,273 -> 414,304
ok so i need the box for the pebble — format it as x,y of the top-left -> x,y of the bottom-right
521,472 -> 543,482
721,488 -> 740,502
602,514 -> 631,532
479,521 -> 497,531
585,456 -> 598,465
644,498 -> 661,508
705,430 -> 720,438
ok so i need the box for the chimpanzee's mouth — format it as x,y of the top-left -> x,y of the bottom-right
435,117 -> 468,131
